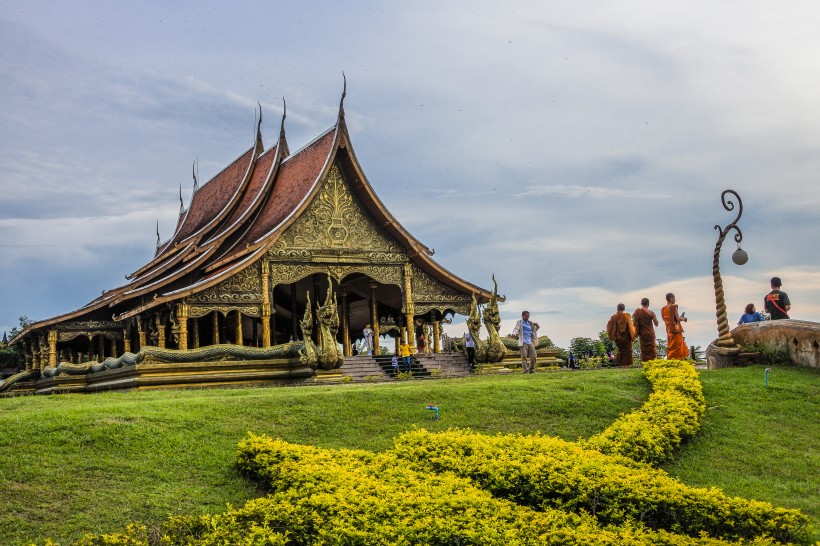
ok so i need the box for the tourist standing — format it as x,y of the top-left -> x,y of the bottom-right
764,277 -> 791,320
363,324 -> 374,355
738,303 -> 765,325
463,332 -> 476,370
399,339 -> 413,373
511,311 -> 539,373
632,298 -> 659,362
415,319 -> 427,354
662,293 -> 689,360
606,303 -> 635,367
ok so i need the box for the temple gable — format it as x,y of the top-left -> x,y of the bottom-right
269,162 -> 405,261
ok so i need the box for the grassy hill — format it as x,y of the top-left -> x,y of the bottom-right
0,364 -> 817,545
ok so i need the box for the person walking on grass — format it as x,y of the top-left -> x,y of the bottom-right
511,310 -> 539,374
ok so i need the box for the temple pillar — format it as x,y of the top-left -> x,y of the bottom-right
48,329 -> 57,367
402,263 -> 415,349
432,321 -> 441,353
212,311 -> 220,345
290,283 -> 298,341
155,314 -> 166,349
192,319 -> 200,349
341,287 -> 350,356
235,310 -> 243,346
394,335 -> 400,355
97,335 -> 105,362
261,260 -> 271,347
177,302 -> 189,350
137,316 -> 147,350
32,342 -> 40,371
123,324 -> 131,355
370,280 -> 380,355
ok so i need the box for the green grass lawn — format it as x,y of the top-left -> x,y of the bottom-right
0,365 -> 817,545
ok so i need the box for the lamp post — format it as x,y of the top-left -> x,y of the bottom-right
712,189 -> 746,353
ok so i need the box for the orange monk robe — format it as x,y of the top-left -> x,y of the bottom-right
662,304 -> 689,360
606,312 -> 635,367
632,308 -> 658,362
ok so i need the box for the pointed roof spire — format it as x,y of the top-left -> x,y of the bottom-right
2,331 -> 7,345
280,97 -> 287,139
192,160 -> 198,189
156,220 -> 161,247
339,71 -> 347,119
179,183 -> 184,212
256,102 -> 263,146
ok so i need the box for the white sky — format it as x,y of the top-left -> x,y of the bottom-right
1,1 -> 819,351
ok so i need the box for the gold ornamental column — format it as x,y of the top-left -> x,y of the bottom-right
370,280 -> 380,355
432,321 -> 441,353
97,335 -> 105,361
235,310 -> 243,346
32,340 -> 40,370
177,302 -> 189,350
341,287 -> 351,356
261,260 -> 271,347
48,329 -> 58,367
137,316 -> 147,350
156,314 -> 166,349
402,264 -> 415,347
123,323 -> 131,354
394,336 -> 400,355
212,311 -> 220,345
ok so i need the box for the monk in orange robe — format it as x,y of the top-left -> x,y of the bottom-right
662,292 -> 689,360
606,303 -> 635,367
633,297 -> 659,362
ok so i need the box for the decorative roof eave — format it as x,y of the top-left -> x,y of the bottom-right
413,251 -> 498,303
113,246 -> 267,321
112,246 -> 215,304
8,288 -> 124,343
128,137 -> 262,280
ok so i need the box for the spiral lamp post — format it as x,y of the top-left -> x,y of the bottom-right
712,189 -> 746,354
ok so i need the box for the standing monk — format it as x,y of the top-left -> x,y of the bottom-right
632,298 -> 659,362
606,303 -> 635,367
662,293 -> 689,360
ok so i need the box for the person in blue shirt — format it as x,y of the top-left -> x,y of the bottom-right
511,310 -> 540,374
738,303 -> 765,325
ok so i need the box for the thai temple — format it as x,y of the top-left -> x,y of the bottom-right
3,87 -> 502,394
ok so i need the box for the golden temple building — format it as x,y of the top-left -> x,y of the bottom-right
9,90 -> 496,380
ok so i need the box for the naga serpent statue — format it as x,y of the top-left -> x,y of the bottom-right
299,292 -> 320,368
316,277 -> 344,370
482,275 -> 508,363
465,293 -> 488,362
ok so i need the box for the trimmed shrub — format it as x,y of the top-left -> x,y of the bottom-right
582,359 -> 706,465
389,428 -> 808,544
227,433 -> 759,546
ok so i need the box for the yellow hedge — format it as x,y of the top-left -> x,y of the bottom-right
582,359 -> 706,465
389,428 -> 807,544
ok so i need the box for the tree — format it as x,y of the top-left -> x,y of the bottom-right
597,330 -> 615,353
568,337 -> 597,358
